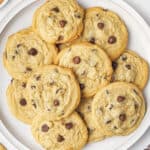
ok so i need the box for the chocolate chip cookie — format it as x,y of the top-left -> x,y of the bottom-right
7,79 -> 36,124
92,82 -> 145,136
112,50 -> 149,89
32,0 -> 84,44
3,27 -> 57,81
31,112 -> 88,150
56,42 -> 113,98
77,97 -> 106,143
82,7 -> 128,60
26,65 -> 80,120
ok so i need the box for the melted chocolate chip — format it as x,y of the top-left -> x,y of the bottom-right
36,75 -> 41,81
97,22 -> 104,29
26,67 -> 32,72
108,36 -> 117,44
59,20 -> 67,28
125,64 -> 131,70
112,61 -> 118,70
73,56 -> 81,64
20,98 -> 27,106
119,114 -> 126,121
65,122 -> 73,129
80,83 -> 85,90
31,85 -> 36,89
106,120 -> 112,124
89,37 -> 95,44
53,99 -> 60,106
57,135 -> 65,142
58,35 -> 64,41
22,82 -> 26,88
122,55 -> 127,61
28,48 -> 38,56
117,96 -> 125,102
41,124 -> 49,132
51,7 -> 59,13
17,44 -> 22,48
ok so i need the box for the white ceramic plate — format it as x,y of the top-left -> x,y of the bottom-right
0,0 -> 150,150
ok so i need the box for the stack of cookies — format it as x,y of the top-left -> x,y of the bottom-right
3,0 -> 149,149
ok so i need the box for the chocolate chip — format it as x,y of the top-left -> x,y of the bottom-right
54,99 -> 60,106
56,44 -> 61,52
117,96 -> 125,102
106,120 -> 112,124
32,103 -> 37,108
26,67 -> 32,72
58,35 -> 64,41
51,7 -> 59,13
28,48 -> 38,56
59,20 -> 67,28
97,22 -> 104,29
73,56 -> 81,64
112,61 -> 118,70
65,122 -> 73,129
31,85 -> 36,89
119,114 -> 126,121
89,37 -> 95,44
17,44 -> 22,48
80,83 -> 85,90
125,64 -> 131,70
36,75 -> 41,81
20,98 -> 27,106
108,36 -> 117,44
57,135 -> 65,142
122,55 -> 127,61
74,13 -> 81,18
41,124 -> 49,132
22,82 -> 26,88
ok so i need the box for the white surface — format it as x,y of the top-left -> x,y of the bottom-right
0,0 -> 150,150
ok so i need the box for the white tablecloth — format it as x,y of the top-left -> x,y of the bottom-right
0,0 -> 149,149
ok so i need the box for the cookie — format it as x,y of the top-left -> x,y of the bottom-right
0,144 -> 6,150
112,50 -> 149,89
3,27 -> 57,81
77,97 -> 106,143
92,82 -> 145,136
31,112 -> 88,150
56,42 -> 113,98
26,65 -> 80,120
6,79 -> 36,124
82,7 -> 128,60
32,0 -> 84,44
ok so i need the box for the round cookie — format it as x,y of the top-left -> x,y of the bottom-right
32,0 -> 84,44
112,50 -> 149,90
31,112 -> 88,150
26,65 -> 80,120
92,82 -> 145,136
3,27 -> 57,81
77,97 -> 106,143
56,42 -> 113,98
6,79 -> 37,124
82,7 -> 128,60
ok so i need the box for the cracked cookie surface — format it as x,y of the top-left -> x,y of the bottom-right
7,79 -> 37,124
82,7 -> 128,60
26,65 -> 80,120
56,42 -> 113,98
3,27 -> 57,81
77,97 -> 106,143
112,50 -> 149,90
92,82 -> 145,136
31,112 -> 88,150
32,0 -> 84,44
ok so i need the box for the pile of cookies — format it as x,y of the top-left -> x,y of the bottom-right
3,0 -> 149,149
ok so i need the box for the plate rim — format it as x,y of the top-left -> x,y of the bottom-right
0,0 -> 150,150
